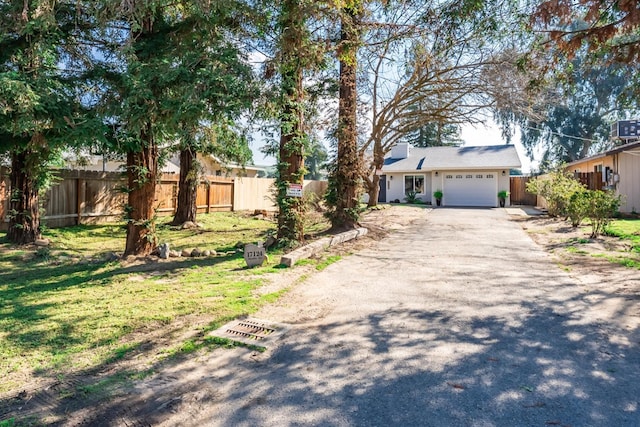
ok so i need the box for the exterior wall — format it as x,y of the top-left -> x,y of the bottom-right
497,173 -> 512,206
567,156 -> 615,174
383,170 -> 513,206
568,152 -> 640,213
383,172 -> 431,204
617,152 -> 640,213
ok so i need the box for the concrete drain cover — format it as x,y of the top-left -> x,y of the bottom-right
211,318 -> 288,347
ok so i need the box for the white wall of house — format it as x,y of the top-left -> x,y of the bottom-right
384,172 -> 431,204
617,151 -> 640,213
383,169 -> 512,206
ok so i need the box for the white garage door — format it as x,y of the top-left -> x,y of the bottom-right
443,172 -> 497,207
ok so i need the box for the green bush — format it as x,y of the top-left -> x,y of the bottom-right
404,191 -> 422,204
586,190 -> 621,238
526,169 -> 585,217
566,190 -> 590,227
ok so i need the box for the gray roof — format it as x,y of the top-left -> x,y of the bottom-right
382,145 -> 521,172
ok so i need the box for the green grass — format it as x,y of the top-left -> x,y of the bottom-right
0,212 -> 331,395
605,219 -> 640,252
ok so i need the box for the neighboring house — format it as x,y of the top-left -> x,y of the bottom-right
380,143 -> 521,207
565,140 -> 640,214
66,153 -> 267,178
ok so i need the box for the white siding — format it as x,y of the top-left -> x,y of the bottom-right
618,152 -> 640,213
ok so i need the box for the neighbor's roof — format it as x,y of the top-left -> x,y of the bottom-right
565,140 -> 640,167
382,145 -> 522,172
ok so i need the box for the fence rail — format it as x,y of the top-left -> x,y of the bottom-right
0,167 -> 327,230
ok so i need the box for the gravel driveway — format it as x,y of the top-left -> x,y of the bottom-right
152,207 -> 639,426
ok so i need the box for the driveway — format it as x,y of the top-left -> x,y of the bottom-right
152,208 -> 639,426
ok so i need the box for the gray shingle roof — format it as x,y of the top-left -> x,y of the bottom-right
382,145 -> 521,172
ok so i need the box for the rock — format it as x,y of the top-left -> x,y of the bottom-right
202,250 -> 211,257
234,241 -> 244,249
191,248 -> 202,257
254,209 -> 268,217
34,239 -> 50,247
264,236 -> 277,249
158,243 -> 170,259
182,248 -> 193,257
105,252 -> 120,262
169,250 -> 181,258
181,221 -> 198,230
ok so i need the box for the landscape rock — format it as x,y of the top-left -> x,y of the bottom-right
181,249 -> 193,257
191,248 -> 202,257
34,239 -> 50,247
169,250 -> 181,258
202,250 -> 211,257
264,236 -> 277,249
158,243 -> 170,259
105,252 -> 120,262
181,221 -> 199,230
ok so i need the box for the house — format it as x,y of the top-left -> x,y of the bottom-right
65,153 -> 268,178
565,140 -> 640,214
379,143 -> 521,207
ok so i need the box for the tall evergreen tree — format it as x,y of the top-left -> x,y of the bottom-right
326,1 -> 364,230
0,1 -> 94,244
94,0 -> 257,255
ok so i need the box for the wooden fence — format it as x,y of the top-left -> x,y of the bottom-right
509,176 -> 538,206
509,172 -> 604,209
0,168 -> 327,230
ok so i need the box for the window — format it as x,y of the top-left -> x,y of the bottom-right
486,174 -> 494,178
404,175 -> 425,195
456,175 -> 463,179
476,174 -> 483,178
445,175 -> 453,179
466,174 -> 473,179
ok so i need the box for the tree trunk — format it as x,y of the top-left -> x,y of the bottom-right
330,5 -> 362,230
367,174 -> 380,207
276,0 -> 306,245
124,125 -> 158,256
171,148 -> 198,225
7,150 -> 41,244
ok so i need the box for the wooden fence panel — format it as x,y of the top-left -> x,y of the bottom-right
509,176 -> 538,206
574,172 -> 603,190
207,179 -> 233,212
1,168 -> 328,230
82,175 -> 127,224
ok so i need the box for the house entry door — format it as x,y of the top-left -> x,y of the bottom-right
378,175 -> 387,203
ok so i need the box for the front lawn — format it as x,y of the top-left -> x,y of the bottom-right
0,212 -> 329,395
606,219 -> 640,253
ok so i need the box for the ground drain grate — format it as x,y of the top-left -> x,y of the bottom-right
211,318 -> 289,347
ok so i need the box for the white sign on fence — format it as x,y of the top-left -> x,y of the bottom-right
286,183 -> 303,198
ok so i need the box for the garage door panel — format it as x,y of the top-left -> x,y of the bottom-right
444,172 -> 496,207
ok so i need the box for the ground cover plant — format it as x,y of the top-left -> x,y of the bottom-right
0,212 -> 331,396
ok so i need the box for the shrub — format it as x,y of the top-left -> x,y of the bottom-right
566,190 -> 590,227
404,191 -> 422,204
526,169 -> 585,217
586,190 -> 621,238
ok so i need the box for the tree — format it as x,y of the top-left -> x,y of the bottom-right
357,0 -> 523,206
274,0 -> 311,246
533,0 -> 640,64
0,1 -> 94,244
304,139 -> 328,180
94,1 -> 256,255
326,1 -> 364,230
171,123 -> 253,226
